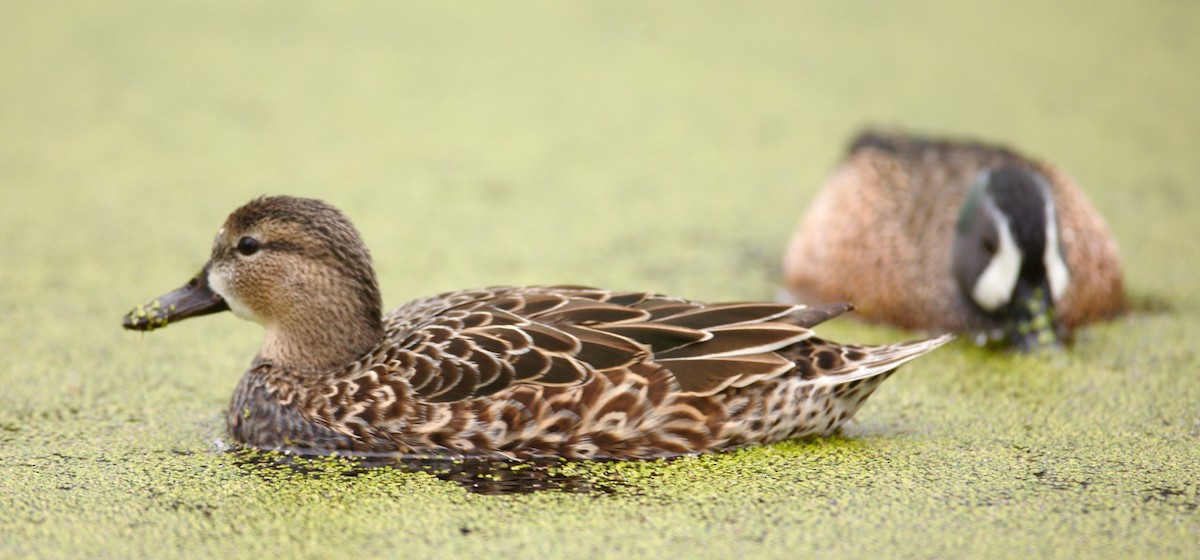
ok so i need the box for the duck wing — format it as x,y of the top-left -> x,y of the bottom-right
385,287 -> 851,403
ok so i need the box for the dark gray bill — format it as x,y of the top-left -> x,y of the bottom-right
122,265 -> 229,331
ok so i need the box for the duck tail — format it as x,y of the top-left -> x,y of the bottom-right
781,301 -> 855,329
801,333 -> 956,387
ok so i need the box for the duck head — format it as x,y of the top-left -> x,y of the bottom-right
952,165 -> 1070,351
123,196 -> 384,370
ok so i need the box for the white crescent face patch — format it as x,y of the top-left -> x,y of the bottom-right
971,200 -> 1023,312
1043,200 -> 1070,303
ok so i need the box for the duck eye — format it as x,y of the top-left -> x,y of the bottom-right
236,236 -> 260,256
983,237 -> 998,255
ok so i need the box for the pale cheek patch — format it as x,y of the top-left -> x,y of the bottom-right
972,205 -> 1023,312
1044,203 -> 1070,302
209,267 -> 265,324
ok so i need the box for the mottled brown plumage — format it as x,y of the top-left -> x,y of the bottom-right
784,131 -> 1124,346
126,196 -> 951,460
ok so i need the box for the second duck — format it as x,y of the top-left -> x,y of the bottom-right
784,131 -> 1124,350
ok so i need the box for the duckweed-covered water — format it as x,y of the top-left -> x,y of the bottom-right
2,1 -> 1198,558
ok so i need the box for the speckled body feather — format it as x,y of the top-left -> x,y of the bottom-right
228,286 -> 949,459
784,131 -> 1125,334
126,196 -> 951,460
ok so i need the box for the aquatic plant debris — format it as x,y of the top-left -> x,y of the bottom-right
127,299 -> 173,331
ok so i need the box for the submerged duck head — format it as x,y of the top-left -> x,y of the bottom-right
953,165 -> 1071,351
124,196 -> 384,370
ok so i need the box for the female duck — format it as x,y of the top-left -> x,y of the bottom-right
784,131 -> 1125,350
126,196 -> 950,460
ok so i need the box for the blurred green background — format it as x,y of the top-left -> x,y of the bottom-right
2,1 -> 1197,558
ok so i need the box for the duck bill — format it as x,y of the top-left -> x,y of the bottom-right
122,265 -> 229,331
1004,280 -> 1060,352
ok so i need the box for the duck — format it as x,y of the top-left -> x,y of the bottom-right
124,195 -> 952,460
783,131 -> 1125,351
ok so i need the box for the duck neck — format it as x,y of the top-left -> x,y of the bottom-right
256,298 -> 384,373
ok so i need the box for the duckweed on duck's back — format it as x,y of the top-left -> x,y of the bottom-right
124,195 -> 951,460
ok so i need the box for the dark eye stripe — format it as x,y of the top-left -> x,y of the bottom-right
263,241 -> 302,253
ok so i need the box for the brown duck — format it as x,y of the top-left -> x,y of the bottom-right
784,131 -> 1125,350
125,196 -> 951,460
